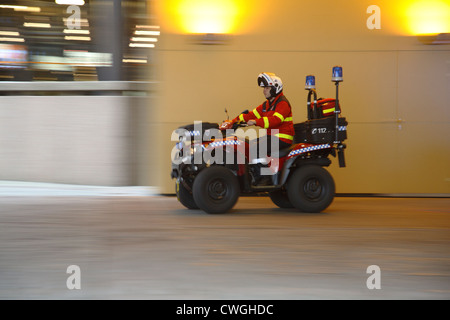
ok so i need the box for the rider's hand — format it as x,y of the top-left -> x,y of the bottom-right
247,120 -> 257,126
219,120 -> 233,130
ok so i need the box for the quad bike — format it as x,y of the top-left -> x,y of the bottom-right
171,67 -> 348,214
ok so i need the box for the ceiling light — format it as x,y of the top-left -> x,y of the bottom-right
14,6 -> 41,12
55,0 -> 85,5
64,36 -> 91,41
129,43 -> 155,48
0,37 -> 25,42
23,22 -> 51,28
63,29 -> 90,34
134,30 -> 160,36
131,37 -> 158,42
0,5 -> 40,12
123,58 -> 148,63
0,31 -> 20,36
136,25 -> 160,29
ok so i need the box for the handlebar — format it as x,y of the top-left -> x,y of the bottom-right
219,120 -> 248,131
232,121 -> 248,129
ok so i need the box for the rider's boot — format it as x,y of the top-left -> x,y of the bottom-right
250,160 -> 272,186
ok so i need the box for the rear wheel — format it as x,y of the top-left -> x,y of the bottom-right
176,180 -> 198,209
193,166 -> 240,214
287,165 -> 335,213
269,189 -> 294,208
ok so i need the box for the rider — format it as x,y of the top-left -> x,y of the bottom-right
220,72 -> 294,184
223,72 -> 295,158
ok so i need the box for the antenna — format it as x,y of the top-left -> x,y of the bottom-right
331,66 -> 343,144
225,108 -> 230,120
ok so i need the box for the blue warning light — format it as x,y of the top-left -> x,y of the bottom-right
305,75 -> 316,89
332,66 -> 343,82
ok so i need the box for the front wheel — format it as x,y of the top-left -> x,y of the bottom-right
176,180 -> 198,209
193,166 -> 240,214
287,165 -> 335,213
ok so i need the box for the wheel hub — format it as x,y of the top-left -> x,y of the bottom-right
208,179 -> 227,200
304,178 -> 322,200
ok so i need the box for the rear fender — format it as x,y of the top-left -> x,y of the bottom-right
278,144 -> 333,186
286,143 -> 332,159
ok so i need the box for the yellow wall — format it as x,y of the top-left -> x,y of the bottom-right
151,0 -> 450,194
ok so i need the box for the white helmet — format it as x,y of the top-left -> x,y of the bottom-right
257,72 -> 283,98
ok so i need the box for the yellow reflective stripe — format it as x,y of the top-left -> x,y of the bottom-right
239,114 -> 245,122
323,107 -> 335,114
253,109 -> 261,119
274,112 -> 284,122
274,112 -> 292,122
275,133 -> 294,141
263,117 -> 269,129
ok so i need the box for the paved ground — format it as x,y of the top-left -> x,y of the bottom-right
0,184 -> 449,300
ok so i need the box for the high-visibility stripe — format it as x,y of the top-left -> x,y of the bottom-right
253,109 -> 261,119
239,114 -> 245,122
275,133 -> 294,141
323,107 -> 335,114
274,112 -> 284,122
263,117 -> 269,129
273,113 -> 293,123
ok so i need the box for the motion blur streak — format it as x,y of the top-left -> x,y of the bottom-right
0,0 -> 155,81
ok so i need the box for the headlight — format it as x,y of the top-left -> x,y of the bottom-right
176,142 -> 184,150
191,146 -> 201,154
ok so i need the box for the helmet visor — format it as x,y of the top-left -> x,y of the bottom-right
257,73 -> 273,87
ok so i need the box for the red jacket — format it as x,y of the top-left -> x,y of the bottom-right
234,92 -> 294,145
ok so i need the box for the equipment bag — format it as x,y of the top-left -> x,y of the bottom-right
310,98 -> 341,118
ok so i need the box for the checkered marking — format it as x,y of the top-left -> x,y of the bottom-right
288,144 -> 331,157
338,126 -> 347,131
209,140 -> 242,148
185,130 -> 201,137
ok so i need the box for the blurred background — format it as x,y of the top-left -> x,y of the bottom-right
0,0 -> 154,81
0,0 -> 449,195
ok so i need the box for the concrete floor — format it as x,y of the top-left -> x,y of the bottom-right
0,188 -> 449,300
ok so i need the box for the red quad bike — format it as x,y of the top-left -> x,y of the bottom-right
171,67 -> 348,214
